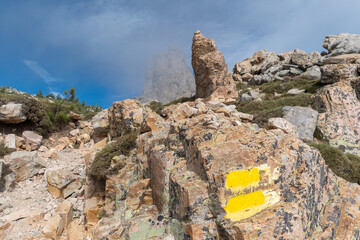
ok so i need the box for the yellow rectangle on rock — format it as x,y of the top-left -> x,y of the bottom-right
225,190 -> 265,214
225,168 -> 260,191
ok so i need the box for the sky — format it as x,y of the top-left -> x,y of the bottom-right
1,0 -> 360,108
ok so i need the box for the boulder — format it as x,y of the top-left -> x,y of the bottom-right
4,151 -> 45,182
207,86 -> 239,105
42,201 -> 73,239
267,117 -> 297,135
0,102 -> 27,124
287,88 -> 305,95
69,111 -> 83,120
291,50 -> 321,70
316,81 -> 360,155
322,53 -> 360,65
283,106 -> 318,141
300,65 -> 321,80
46,169 -> 76,198
4,134 -> 16,150
22,131 -> 43,150
323,33 -> 360,56
192,31 -> 228,98
92,109 -> 109,140
320,64 -> 359,83
108,99 -> 163,137
241,89 -> 261,102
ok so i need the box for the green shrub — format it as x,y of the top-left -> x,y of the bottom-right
89,132 -> 138,180
56,111 -> 71,125
148,101 -> 164,115
0,143 -> 13,158
308,142 -> 360,184
236,93 -> 314,128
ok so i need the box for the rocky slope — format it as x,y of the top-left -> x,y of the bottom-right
141,47 -> 196,104
1,32 -> 360,239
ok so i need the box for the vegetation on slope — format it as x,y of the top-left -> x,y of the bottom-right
236,79 -> 325,128
0,143 -> 14,158
89,132 -> 138,180
147,96 -> 196,115
0,87 -> 102,134
308,142 -> 360,184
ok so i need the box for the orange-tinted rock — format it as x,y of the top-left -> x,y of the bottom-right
108,99 -> 164,137
316,81 -> 360,155
192,31 -> 228,98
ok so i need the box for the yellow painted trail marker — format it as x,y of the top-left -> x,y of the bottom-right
224,167 -> 280,221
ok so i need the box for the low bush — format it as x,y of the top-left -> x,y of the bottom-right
89,132 -> 138,180
147,96 -> 195,115
0,143 -> 13,158
308,142 -> 360,184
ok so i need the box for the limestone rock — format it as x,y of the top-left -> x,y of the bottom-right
320,64 -> 358,83
108,99 -> 163,137
300,65 -> 321,80
22,131 -> 43,150
241,89 -> 260,102
192,31 -> 228,98
283,106 -> 318,141
42,201 -> 73,239
207,86 -> 239,105
322,53 -> 360,65
46,169 -> 76,198
4,151 -> 45,182
91,109 -> 109,140
4,134 -> 16,150
69,111 -> 83,120
287,88 -> 305,95
316,81 -> 360,155
142,47 -> 196,103
268,117 -> 297,135
0,102 -> 27,124
291,50 -> 321,70
323,33 -> 360,56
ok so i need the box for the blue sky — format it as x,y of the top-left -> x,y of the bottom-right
1,0 -> 360,108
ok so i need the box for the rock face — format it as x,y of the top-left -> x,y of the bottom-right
108,99 -> 163,137
90,96 -> 360,239
233,49 -> 322,85
4,134 -> 16,150
142,47 -> 196,104
4,151 -> 45,182
323,33 -> 360,56
91,109 -> 109,141
22,131 -> 43,150
283,106 -> 318,142
0,102 -> 27,124
192,31 -> 228,98
316,81 -> 360,156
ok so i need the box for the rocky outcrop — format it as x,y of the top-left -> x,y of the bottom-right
323,33 -> 360,56
142,47 -> 196,104
108,99 -> 163,137
88,96 -> 360,239
91,109 -> 109,141
192,31 -> 228,98
316,81 -> 360,156
233,49 -> 322,85
0,102 -> 27,124
4,151 -> 45,183
22,131 -> 43,151
283,106 -> 318,142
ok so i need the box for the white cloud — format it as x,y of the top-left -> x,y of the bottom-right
23,60 -> 60,84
